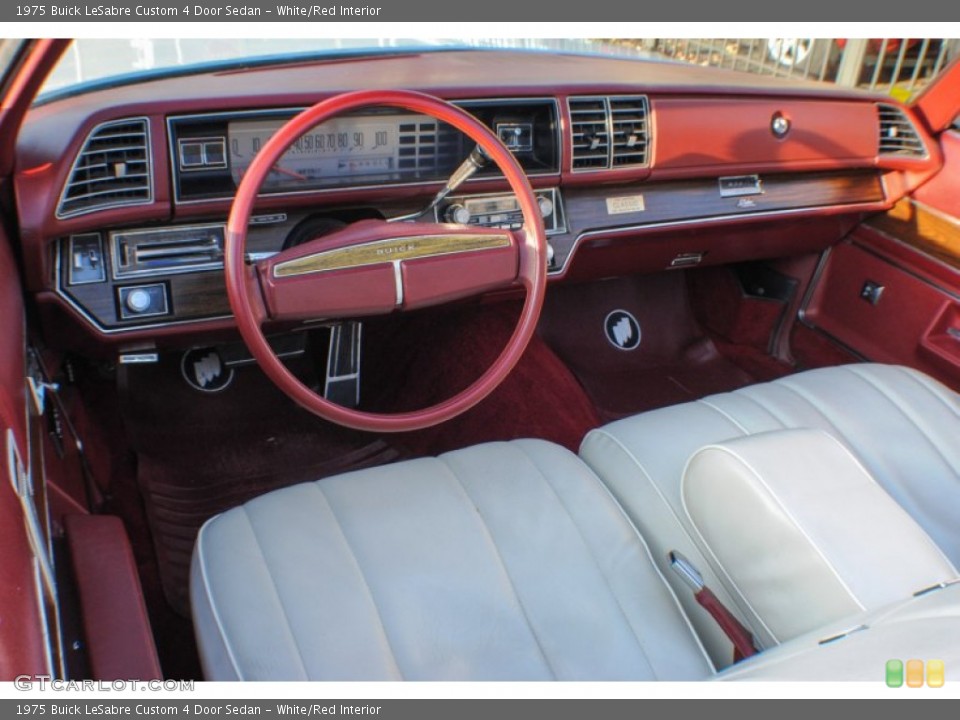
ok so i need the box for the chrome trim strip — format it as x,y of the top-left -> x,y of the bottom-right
167,97 -> 562,205
551,200 -> 890,277
5,428 -> 20,493
273,233 -> 512,278
56,117 -> 154,220
393,261 -> 404,306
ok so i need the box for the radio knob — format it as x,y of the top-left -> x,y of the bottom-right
444,204 -> 471,225
125,288 -> 153,314
537,195 -> 554,218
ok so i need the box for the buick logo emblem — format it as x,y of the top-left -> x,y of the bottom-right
604,310 -> 641,351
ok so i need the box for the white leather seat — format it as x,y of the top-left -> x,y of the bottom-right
191,439 -> 714,681
682,428 -> 956,645
580,363 -> 960,665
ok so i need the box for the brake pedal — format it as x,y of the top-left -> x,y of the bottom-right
324,322 -> 362,409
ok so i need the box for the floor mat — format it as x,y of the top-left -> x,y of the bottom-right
119,354 -> 399,617
538,273 -> 792,419
362,302 -> 601,457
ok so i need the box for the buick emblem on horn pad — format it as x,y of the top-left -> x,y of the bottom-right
181,347 -> 235,393
604,310 -> 641,351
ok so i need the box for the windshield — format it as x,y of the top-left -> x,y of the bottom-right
40,38 -> 653,99
40,37 -> 958,104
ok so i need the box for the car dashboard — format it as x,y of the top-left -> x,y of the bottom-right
12,49 -> 938,351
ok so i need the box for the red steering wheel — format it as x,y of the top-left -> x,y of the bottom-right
225,90 -> 548,432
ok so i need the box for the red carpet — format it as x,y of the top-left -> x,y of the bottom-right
539,271 -> 794,418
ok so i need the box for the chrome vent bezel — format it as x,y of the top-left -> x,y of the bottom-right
877,104 -> 927,159
568,95 -> 650,171
568,96 -> 610,170
56,117 -> 153,220
609,95 -> 650,168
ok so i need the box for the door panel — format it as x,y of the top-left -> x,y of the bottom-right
801,235 -> 960,391
0,224 -> 49,679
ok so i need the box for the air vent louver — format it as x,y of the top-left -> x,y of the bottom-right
57,118 -> 152,219
569,97 -> 610,170
877,104 -> 926,158
569,95 -> 650,171
610,96 -> 650,167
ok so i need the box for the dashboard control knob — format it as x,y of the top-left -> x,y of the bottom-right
125,288 -> 153,314
546,241 -> 555,267
537,195 -> 554,218
444,204 -> 471,225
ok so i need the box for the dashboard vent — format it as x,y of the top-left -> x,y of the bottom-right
610,96 -> 650,167
569,96 -> 650,171
113,225 -> 224,279
569,97 -> 610,170
397,119 -> 460,175
877,104 -> 926,158
57,118 -> 152,219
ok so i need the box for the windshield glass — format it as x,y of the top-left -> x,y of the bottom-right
40,38 -> 652,99
40,37 -> 957,104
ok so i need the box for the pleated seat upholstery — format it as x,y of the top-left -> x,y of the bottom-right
580,363 -> 960,663
191,439 -> 714,681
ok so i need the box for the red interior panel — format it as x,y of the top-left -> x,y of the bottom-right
803,238 -> 960,391
64,514 -> 162,681
0,228 -> 47,680
653,98 -> 878,174
0,227 -> 26,457
565,214 -> 860,283
913,130 -> 960,218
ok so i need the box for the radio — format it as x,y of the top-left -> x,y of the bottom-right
435,188 -> 566,236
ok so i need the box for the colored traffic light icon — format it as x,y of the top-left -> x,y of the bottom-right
886,659 -> 944,688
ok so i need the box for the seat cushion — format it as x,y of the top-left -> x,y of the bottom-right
191,439 -> 713,681
580,364 -> 960,664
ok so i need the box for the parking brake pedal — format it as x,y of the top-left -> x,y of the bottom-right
325,322 -> 362,409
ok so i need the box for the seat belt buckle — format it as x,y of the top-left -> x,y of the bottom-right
669,551 -> 759,662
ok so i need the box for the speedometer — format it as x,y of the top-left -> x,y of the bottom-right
228,113 -> 459,191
